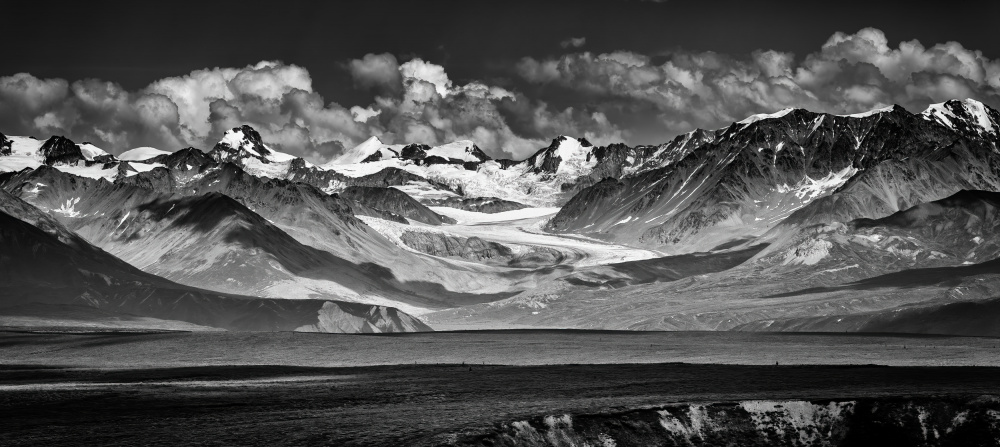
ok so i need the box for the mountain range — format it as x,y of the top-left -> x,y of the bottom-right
2,99 -> 999,335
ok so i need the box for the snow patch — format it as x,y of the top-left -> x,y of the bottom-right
53,197 -> 82,218
738,108 -> 795,125
427,140 -> 482,162
839,105 -> 895,118
119,147 -> 169,161
326,136 -> 400,166
777,166 -> 858,201
77,143 -> 110,161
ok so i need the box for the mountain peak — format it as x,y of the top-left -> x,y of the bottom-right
922,98 -> 998,135
551,135 -> 593,148
215,125 -> 271,158
424,140 -> 491,163
526,135 -> 598,175
38,136 -> 86,165
211,125 -> 296,166
326,135 -> 398,166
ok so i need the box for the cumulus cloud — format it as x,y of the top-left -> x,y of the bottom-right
350,105 -> 381,122
347,53 -> 403,95
2,27 -> 998,163
0,62 -> 369,162
399,58 -> 454,97
0,57 -> 585,161
560,37 -> 586,49
517,27 -> 1000,142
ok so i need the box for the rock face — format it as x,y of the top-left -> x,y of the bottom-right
148,147 -> 214,171
399,231 -> 512,261
521,136 -> 595,173
341,186 -> 456,225
468,397 -> 1000,447
38,136 -> 87,165
422,196 -> 528,214
548,101 -> 1000,254
0,189 -> 431,333
753,189 -> 1000,283
0,132 -> 10,156
209,125 -> 276,164
296,301 -> 431,333
345,167 -> 457,191
852,189 -> 1000,259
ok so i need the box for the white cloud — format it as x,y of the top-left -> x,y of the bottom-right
399,59 -> 453,96
350,105 -> 381,122
560,37 -> 586,49
2,28 -> 997,164
516,27 -> 1000,141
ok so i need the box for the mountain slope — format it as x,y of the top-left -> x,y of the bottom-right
74,192 -> 437,309
0,190 -> 430,332
752,189 -> 1000,284
208,125 -> 301,178
548,101 -> 1000,254
340,186 -> 456,225
1,162 -> 524,310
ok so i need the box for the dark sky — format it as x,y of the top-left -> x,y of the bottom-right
7,0 -> 1000,108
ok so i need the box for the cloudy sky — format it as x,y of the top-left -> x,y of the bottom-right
2,0 -> 999,162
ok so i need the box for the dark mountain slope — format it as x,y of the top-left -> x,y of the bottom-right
752,189 -> 1000,285
0,132 -> 10,156
422,196 -> 528,214
0,191 -> 431,332
1,165 -> 518,309
340,186 -> 455,225
548,101 -> 1000,254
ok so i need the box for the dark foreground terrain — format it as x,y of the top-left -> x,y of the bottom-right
2,330 -> 1000,446
3,363 -> 1000,446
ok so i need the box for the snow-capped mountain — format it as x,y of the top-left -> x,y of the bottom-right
0,134 -> 169,181
325,136 -> 405,166
317,135 -> 646,206
208,125 -> 302,178
548,100 -> 1000,254
6,99 -> 1000,336
326,137 -> 489,167
922,98 -> 999,141
522,136 -> 596,174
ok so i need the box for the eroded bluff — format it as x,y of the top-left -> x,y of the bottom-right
458,397 -> 1000,446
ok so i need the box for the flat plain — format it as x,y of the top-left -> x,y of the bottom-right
3,329 -> 1000,445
